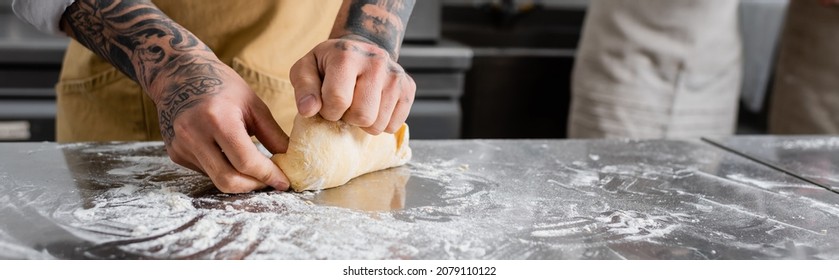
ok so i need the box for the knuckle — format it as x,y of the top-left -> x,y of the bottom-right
220,132 -> 240,149
401,91 -> 415,104
347,111 -> 377,127
207,116 -> 225,129
289,60 -> 301,74
379,99 -> 395,112
171,156 -> 188,167
369,54 -> 388,67
236,158 -> 263,176
213,176 -> 233,193
206,103 -> 228,119
386,121 -> 403,133
214,175 -> 239,193
405,76 -> 417,92
364,128 -> 383,136
167,151 -> 188,166
369,122 -> 387,135
289,67 -> 304,85
322,91 -> 352,109
373,47 -> 389,58
383,86 -> 401,99
358,42 -> 388,57
331,53 -> 354,67
298,76 -> 322,89
290,58 -> 305,73
319,109 -> 341,121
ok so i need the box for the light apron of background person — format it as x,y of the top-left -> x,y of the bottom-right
769,0 -> 839,134
54,0 -> 342,142
567,0 -> 742,139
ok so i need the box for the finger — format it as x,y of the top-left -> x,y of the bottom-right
362,74 -> 399,135
165,132 -> 207,174
193,140 -> 265,193
319,59 -> 358,121
385,75 -> 416,133
249,100 -> 289,154
290,53 -> 323,118
344,69 -> 384,128
215,122 -> 290,191
167,145 -> 205,174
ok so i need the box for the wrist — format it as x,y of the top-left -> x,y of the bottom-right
330,0 -> 415,60
332,34 -> 399,60
145,52 -> 224,104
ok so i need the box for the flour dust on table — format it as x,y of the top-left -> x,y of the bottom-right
2,140 -> 839,259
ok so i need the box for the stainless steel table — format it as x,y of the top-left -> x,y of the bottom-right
1,138 -> 838,259
707,136 -> 839,192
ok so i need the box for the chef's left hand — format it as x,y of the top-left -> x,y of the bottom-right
289,36 -> 416,135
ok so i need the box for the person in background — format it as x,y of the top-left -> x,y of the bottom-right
769,0 -> 839,134
568,0 -> 839,139
12,0 -> 417,193
568,0 -> 742,139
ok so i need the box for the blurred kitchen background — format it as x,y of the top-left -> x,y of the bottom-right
0,0 -> 788,141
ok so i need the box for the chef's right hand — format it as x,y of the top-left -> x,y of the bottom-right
290,37 -> 416,135
148,55 -> 291,193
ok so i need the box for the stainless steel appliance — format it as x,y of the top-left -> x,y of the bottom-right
0,7 -> 66,141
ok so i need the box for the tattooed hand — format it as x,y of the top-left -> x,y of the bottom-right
290,0 -> 416,135
150,59 -> 291,193
61,0 -> 289,193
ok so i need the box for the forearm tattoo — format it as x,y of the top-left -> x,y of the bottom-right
60,0 -> 223,143
156,55 -> 223,141
341,0 -> 415,58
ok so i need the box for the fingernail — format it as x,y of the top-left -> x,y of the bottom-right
273,181 -> 290,191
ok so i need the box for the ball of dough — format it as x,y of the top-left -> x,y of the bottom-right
270,115 -> 412,192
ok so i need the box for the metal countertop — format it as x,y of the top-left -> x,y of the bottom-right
707,136 -> 839,192
1,137 -> 838,259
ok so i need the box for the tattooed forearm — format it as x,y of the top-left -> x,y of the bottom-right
157,55 -> 223,140
60,0 -> 224,143
335,0 -> 415,58
158,75 -> 222,140
61,0 -> 213,89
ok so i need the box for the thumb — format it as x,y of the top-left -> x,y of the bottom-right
290,53 -> 324,118
250,101 -> 289,155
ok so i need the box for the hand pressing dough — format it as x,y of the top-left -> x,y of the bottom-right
270,115 -> 412,192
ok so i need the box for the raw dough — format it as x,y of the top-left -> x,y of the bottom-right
270,115 -> 412,192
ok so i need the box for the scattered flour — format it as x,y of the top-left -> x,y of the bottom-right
767,138 -> 839,150
726,173 -> 815,190
9,141 -> 837,259
64,155 -> 504,259
593,210 -> 680,241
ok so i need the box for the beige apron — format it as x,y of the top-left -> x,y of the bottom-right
568,0 -> 743,139
769,0 -> 839,134
55,0 -> 342,142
